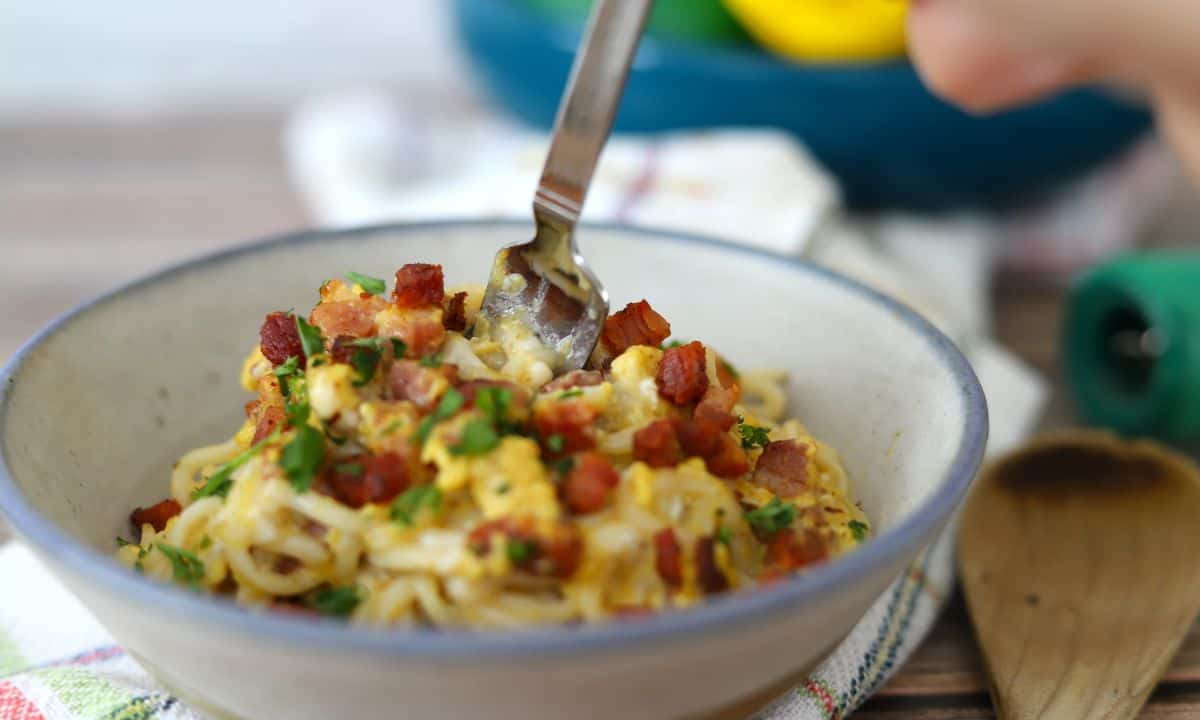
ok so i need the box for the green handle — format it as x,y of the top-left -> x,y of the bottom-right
1065,252 -> 1200,441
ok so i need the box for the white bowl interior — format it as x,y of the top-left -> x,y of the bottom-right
4,222 -> 968,552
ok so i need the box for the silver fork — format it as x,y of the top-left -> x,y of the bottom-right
477,0 -> 654,372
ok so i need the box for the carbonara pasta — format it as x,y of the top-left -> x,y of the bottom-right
118,263 -> 869,628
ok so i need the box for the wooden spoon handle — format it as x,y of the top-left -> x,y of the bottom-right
958,432 -> 1200,720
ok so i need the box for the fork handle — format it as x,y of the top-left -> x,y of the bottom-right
534,0 -> 653,232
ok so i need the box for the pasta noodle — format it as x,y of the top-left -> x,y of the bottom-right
117,265 -> 869,628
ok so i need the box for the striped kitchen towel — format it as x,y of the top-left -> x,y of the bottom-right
0,525 -> 954,720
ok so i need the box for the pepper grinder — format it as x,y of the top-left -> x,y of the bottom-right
1065,252 -> 1200,444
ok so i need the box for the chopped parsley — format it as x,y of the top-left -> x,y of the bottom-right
134,545 -> 150,571
280,425 -> 325,493
294,315 -> 325,359
546,434 -> 566,453
344,271 -> 386,296
663,340 -> 686,349
192,427 -> 281,499
719,358 -> 741,380
414,388 -> 464,445
551,456 -> 575,478
380,419 -> 404,436
334,462 -> 363,476
450,419 -> 501,456
848,520 -> 870,542
744,497 -> 796,535
350,346 -> 381,387
494,482 -> 510,495
715,526 -> 732,546
286,398 -> 311,426
419,353 -> 443,368
117,538 -> 151,571
558,388 -> 583,400
737,418 -> 771,450
273,356 -> 300,398
198,535 -> 213,551
475,386 -> 513,429
308,585 -> 363,617
506,538 -> 537,564
390,338 -> 407,358
157,543 -> 205,587
391,484 -> 442,527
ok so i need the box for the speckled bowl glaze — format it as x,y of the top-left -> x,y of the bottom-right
0,221 -> 987,720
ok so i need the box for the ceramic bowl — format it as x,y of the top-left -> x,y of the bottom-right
453,0 -> 1151,209
0,221 -> 986,720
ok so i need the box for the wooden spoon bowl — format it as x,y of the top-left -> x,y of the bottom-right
959,431 -> 1200,720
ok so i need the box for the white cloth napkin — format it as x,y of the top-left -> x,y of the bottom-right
7,87 -> 1179,720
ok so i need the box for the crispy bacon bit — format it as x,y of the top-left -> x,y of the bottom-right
705,437 -> 750,478
654,528 -> 683,588
694,383 -> 738,430
600,300 -> 671,356
715,354 -> 739,391
387,360 -> 451,412
656,341 -> 709,405
130,498 -> 182,534
678,417 -> 749,479
309,295 -> 387,340
252,405 -> 287,444
378,306 -> 446,359
259,311 -> 305,368
467,517 -> 583,578
752,440 -> 810,499
329,335 -> 358,364
443,291 -> 468,332
542,370 -> 604,393
244,399 -> 260,418
694,537 -> 729,594
540,526 -> 584,579
633,419 -> 684,468
763,529 -> 829,577
393,263 -> 445,309
534,399 -> 598,456
560,452 -> 620,514
301,519 -> 327,538
317,452 -> 411,508
273,555 -> 301,575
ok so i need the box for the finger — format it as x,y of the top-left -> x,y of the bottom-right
1153,82 -> 1200,185
907,0 -> 1094,114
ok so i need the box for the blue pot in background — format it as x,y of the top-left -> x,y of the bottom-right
452,0 -> 1153,210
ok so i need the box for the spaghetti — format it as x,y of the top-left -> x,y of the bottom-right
118,263 -> 868,628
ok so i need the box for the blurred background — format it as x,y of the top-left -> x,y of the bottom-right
4,0 -> 1200,714
4,0 -> 1198,412
6,0 -> 1200,459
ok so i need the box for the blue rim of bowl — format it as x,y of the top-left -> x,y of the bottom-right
0,219 -> 987,661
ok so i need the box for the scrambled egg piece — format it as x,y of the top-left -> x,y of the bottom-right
600,345 -> 670,429
307,363 -> 361,430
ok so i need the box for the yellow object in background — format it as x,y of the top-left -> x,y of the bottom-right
722,0 -> 908,62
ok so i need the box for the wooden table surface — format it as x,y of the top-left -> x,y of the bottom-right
2,116 -> 1198,718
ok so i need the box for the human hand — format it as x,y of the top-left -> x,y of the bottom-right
907,0 -> 1200,177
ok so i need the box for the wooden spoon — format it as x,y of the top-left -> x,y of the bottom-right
959,430 -> 1200,719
